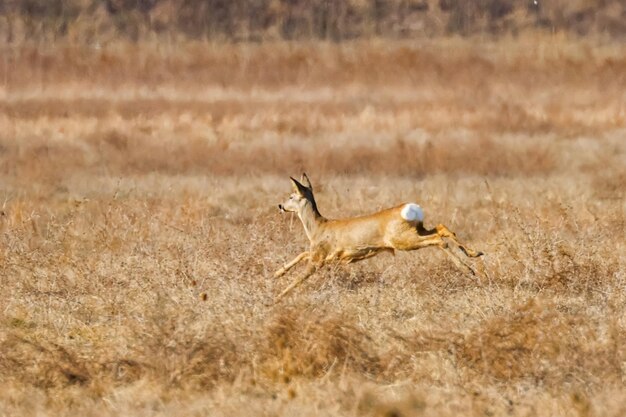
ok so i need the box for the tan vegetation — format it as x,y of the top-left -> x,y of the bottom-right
1,35 -> 625,416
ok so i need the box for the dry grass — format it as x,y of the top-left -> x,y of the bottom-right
1,35 -> 626,416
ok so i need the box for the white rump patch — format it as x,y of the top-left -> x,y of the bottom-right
401,203 -> 424,222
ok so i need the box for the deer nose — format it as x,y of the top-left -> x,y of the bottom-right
278,204 -> 284,211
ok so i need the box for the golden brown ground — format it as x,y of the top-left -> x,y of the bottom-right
1,36 -> 625,416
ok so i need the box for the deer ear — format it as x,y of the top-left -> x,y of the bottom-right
290,177 -> 307,195
301,173 -> 312,190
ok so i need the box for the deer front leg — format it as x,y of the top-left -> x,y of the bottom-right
274,251 -> 309,278
273,262 -> 320,304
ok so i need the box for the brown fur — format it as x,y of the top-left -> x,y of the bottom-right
274,174 -> 483,303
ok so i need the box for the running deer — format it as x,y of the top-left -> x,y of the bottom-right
273,174 -> 483,303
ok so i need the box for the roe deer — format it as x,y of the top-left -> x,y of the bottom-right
274,174 -> 484,303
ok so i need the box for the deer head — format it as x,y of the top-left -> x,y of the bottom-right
278,173 -> 318,215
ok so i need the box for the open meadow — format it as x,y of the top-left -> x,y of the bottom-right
1,36 -> 625,416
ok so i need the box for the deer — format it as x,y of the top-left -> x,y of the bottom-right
273,174 -> 484,303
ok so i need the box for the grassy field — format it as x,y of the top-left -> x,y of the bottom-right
0,36 -> 625,416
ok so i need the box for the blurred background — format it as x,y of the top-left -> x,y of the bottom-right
1,0 -> 625,42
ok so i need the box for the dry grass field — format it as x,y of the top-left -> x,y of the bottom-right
0,35 -> 625,416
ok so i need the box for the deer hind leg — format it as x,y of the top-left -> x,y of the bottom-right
393,231 -> 477,276
434,224 -> 484,258
274,251 -> 309,278
438,245 -> 477,276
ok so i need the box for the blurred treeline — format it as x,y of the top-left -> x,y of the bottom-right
1,0 -> 625,42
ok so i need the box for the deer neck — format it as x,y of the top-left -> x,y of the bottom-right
297,202 -> 324,242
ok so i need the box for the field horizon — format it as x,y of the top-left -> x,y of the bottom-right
1,35 -> 625,416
